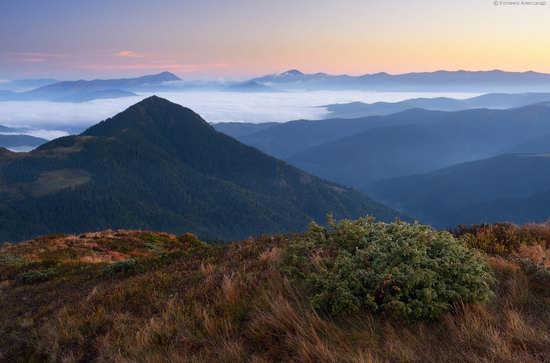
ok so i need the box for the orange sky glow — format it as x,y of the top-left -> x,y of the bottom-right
1,0 -> 550,79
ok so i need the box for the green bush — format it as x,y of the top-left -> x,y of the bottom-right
178,233 -> 207,249
0,255 -> 29,267
284,217 -> 493,320
16,268 -> 57,284
102,259 -> 137,275
518,258 -> 550,293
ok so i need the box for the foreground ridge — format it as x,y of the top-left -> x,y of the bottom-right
1,219 -> 549,361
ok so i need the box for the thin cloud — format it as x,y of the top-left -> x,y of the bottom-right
115,50 -> 144,58
0,52 -> 68,64
77,63 -> 231,73
0,51 -> 229,77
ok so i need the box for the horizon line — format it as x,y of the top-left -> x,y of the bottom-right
2,68 -> 549,82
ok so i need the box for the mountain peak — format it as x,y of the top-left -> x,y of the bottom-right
152,71 -> 181,81
137,94 -> 167,104
83,96 -> 209,138
131,95 -> 189,110
280,69 -> 304,76
131,96 -> 200,117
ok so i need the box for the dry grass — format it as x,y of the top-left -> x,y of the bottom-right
1,227 -> 550,362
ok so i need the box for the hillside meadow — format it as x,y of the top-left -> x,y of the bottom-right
0,219 -> 549,362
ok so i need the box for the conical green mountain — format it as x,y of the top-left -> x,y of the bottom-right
0,96 -> 400,242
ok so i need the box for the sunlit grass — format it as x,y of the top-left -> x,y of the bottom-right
1,222 -> 549,362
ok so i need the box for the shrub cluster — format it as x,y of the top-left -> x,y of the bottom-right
16,268 -> 57,285
452,223 -> 538,255
102,259 -> 137,275
284,217 -> 493,320
452,222 -> 550,255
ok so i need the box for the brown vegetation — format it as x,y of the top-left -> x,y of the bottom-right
1,223 -> 550,362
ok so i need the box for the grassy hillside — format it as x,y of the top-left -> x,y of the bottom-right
1,219 -> 549,362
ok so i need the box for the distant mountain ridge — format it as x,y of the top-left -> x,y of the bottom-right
214,93 -> 550,151
237,117 -> 389,159
0,124 -> 48,150
0,134 -> 47,150
224,103 -> 550,190
224,80 -> 280,92
0,78 -> 58,92
0,72 -> 180,102
251,69 -> 550,92
4,70 -> 550,103
499,133 -> 550,154
33,71 -> 180,94
322,93 -> 550,118
214,100 -> 550,228
289,104 -> 550,186
0,96 -> 401,243
212,122 -> 279,138
52,89 -> 137,103
367,153 -> 550,227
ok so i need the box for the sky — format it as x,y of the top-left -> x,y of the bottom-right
1,0 -> 550,80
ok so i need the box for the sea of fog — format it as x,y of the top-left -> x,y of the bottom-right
0,91 -> 481,139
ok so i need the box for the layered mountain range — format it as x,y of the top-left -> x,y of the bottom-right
250,69 -> 550,92
219,102 -> 550,227
322,92 -> 550,118
368,154 -> 550,227
3,69 -> 550,229
5,69 -> 550,103
0,125 -> 48,151
0,72 -> 180,102
0,96 -> 400,243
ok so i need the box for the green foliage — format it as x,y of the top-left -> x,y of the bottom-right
284,217 -> 493,320
178,233 -> 206,248
0,255 -> 29,267
102,259 -> 137,275
518,258 -> 550,293
16,268 -> 57,284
